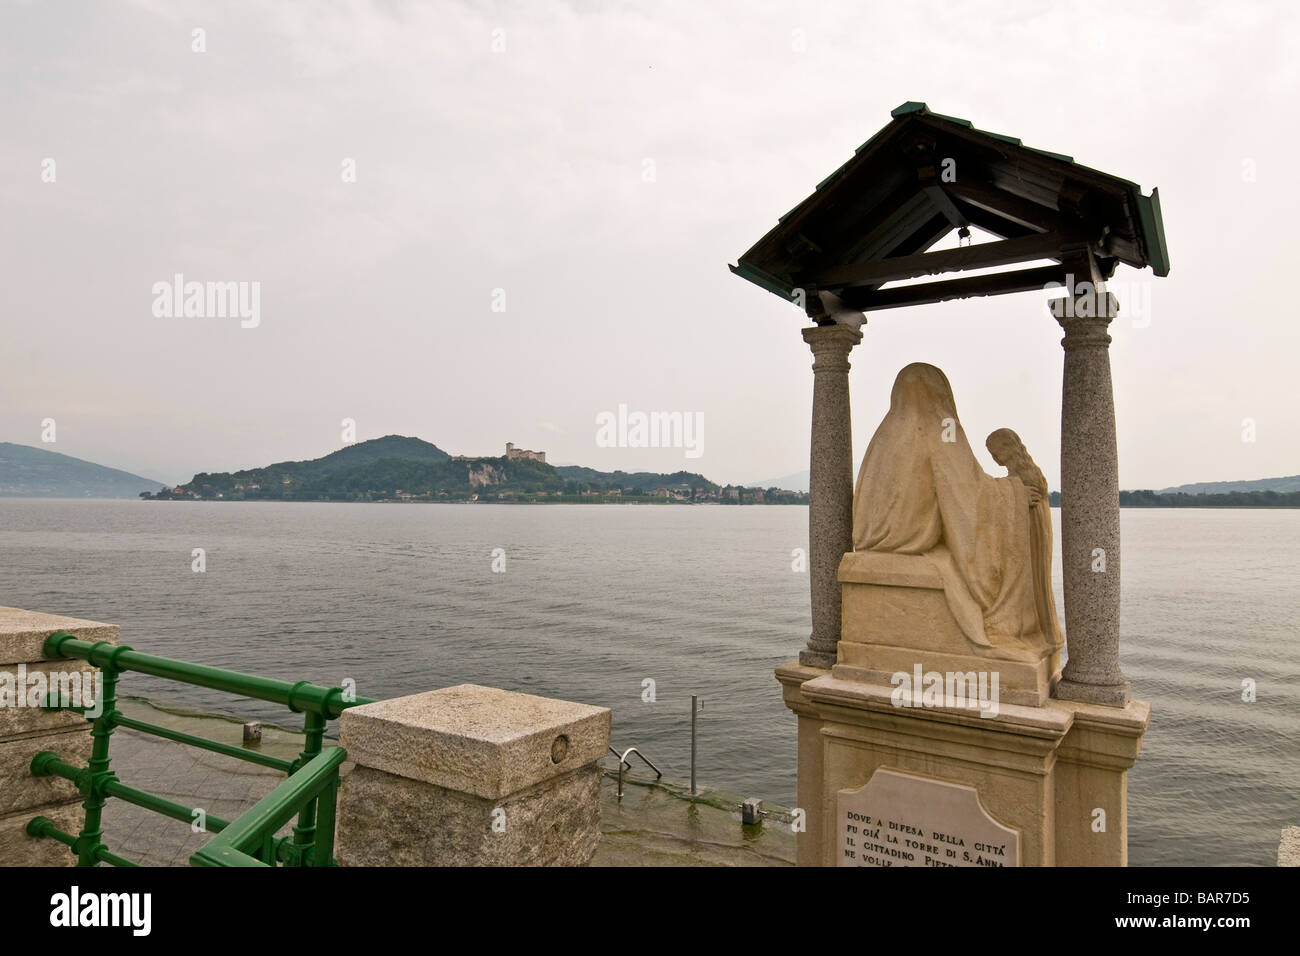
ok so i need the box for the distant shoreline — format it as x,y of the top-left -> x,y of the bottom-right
137,496 -> 802,506
31,497 -> 1295,508
1052,489 -> 1300,509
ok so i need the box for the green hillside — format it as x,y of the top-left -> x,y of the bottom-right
554,466 -> 718,494
146,436 -> 743,502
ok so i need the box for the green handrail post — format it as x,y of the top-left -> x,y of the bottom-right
27,631 -> 375,867
291,710 -> 327,859
76,645 -> 122,867
189,748 -> 348,867
312,774 -> 339,867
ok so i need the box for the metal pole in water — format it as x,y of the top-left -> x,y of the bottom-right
690,695 -> 697,796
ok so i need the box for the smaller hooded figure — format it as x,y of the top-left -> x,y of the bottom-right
986,428 -> 1064,652
852,363 -> 1052,659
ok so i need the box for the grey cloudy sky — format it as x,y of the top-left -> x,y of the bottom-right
2,0 -> 1296,489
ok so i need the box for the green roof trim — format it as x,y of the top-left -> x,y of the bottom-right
890,101 -> 929,117
1135,187 -> 1171,277
890,101 -> 1072,161
891,101 -> 972,127
1026,146 -> 1075,163
985,131 -> 1023,147
853,126 -> 893,154
775,202 -> 804,225
728,261 -> 795,300
930,112 -> 973,128
814,167 -> 843,191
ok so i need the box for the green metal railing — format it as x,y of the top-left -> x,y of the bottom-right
25,632 -> 374,867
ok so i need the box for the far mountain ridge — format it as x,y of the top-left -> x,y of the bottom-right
0,442 -> 164,499
746,470 -> 810,493
1156,475 -> 1300,495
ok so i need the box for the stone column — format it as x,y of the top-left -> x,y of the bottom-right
1053,292 -> 1130,706
800,323 -> 863,668
336,684 -> 610,866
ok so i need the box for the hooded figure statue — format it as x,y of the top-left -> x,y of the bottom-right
852,363 -> 1059,660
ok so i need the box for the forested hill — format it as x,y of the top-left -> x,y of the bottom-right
554,465 -> 718,490
142,435 -> 750,502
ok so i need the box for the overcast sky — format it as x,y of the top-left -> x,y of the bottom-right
2,0 -> 1296,489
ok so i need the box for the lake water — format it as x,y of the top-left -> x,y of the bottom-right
1,500 -> 1295,866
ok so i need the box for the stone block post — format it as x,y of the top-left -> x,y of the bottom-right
336,684 -> 610,866
800,323 -> 863,668
1280,828 -> 1300,866
1053,699 -> 1150,865
0,608 -> 117,866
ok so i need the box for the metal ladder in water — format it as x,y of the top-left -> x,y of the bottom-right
608,746 -> 662,799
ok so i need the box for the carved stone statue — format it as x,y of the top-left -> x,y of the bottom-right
986,427 -> 1064,654
851,363 -> 1061,664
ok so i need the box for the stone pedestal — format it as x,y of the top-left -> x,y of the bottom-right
835,551 -> 1058,706
801,323 -> 863,668
0,607 -> 117,867
777,664 -> 1148,866
336,684 -> 610,866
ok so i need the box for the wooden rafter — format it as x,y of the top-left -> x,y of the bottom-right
839,264 -> 1066,312
806,232 -> 1066,290
942,179 -> 1063,234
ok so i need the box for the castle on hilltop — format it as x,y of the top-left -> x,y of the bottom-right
505,442 -> 546,463
452,442 -> 547,464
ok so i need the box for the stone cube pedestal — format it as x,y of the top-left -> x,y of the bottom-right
336,684 -> 611,867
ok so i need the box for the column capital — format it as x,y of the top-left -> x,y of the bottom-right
1052,292 -> 1119,350
802,323 -> 863,372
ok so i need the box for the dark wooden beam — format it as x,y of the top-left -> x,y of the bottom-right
944,179 -> 1063,233
839,264 -> 1066,312
917,168 -> 969,229
954,200 -> 1038,241
807,232 -> 1066,290
846,190 -> 940,263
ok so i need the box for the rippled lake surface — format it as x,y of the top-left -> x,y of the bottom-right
2,500 -> 1295,865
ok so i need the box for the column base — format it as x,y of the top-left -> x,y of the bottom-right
799,648 -> 837,669
1054,676 -> 1131,707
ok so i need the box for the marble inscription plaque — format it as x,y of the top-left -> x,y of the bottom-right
838,768 -> 1019,867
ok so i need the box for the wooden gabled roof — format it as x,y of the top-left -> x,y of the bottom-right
730,102 -> 1169,316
